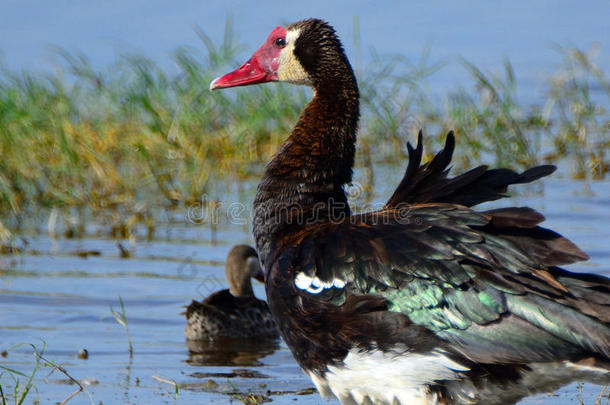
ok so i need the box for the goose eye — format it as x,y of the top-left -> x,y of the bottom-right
275,38 -> 286,48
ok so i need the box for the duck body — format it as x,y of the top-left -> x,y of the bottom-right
185,245 -> 279,340
211,19 -> 610,404
185,290 -> 278,340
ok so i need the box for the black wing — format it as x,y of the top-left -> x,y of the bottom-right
278,203 -> 609,364
386,131 -> 556,208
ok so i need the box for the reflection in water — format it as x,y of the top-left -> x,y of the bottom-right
121,357 -> 133,404
185,337 -> 280,367
188,369 -> 269,379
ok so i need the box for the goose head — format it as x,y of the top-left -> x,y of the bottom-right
210,19 -> 353,91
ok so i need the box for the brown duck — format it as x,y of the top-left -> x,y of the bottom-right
185,245 -> 278,340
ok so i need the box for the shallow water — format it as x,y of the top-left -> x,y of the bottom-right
1,173 -> 609,404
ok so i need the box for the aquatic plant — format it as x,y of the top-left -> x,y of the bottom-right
110,296 -> 133,358
0,342 -> 93,405
0,20 -> 607,236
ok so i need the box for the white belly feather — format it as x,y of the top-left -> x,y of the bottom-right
307,348 -> 610,405
309,347 -> 471,405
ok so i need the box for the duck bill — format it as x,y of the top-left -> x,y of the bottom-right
210,59 -> 273,90
210,31 -> 282,90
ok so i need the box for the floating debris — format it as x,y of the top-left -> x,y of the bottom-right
74,250 -> 101,258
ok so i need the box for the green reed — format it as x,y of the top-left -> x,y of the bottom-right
0,20 -> 607,238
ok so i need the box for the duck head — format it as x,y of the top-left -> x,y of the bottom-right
210,19 -> 351,91
225,245 -> 264,298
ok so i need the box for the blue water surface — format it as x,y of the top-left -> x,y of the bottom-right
1,2 -> 609,404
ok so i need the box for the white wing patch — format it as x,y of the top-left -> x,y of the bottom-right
295,272 -> 346,294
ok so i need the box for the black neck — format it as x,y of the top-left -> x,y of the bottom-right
253,78 -> 359,267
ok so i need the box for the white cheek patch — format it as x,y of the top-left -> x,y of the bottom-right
295,272 -> 346,294
277,29 -> 312,85
285,29 -> 300,45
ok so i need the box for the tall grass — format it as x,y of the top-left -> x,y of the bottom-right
0,21 -> 608,237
